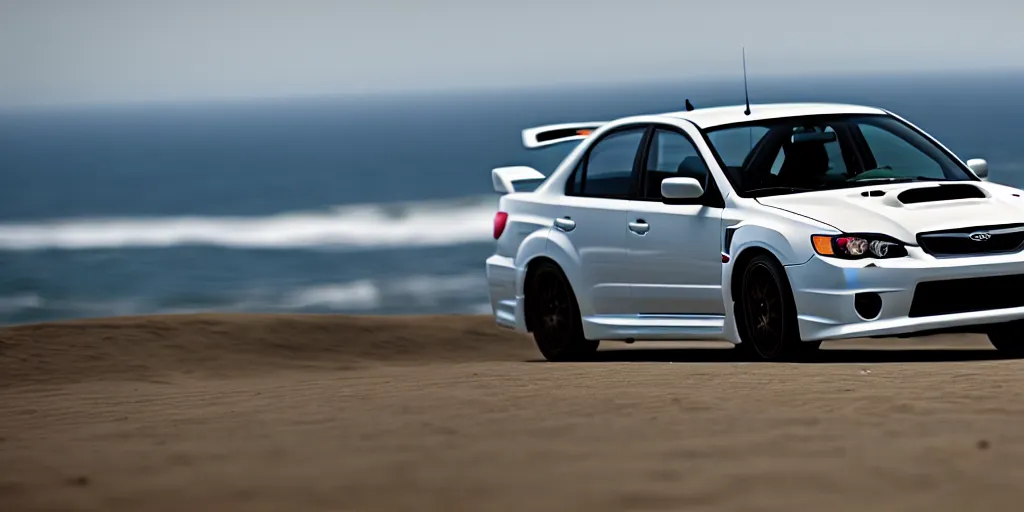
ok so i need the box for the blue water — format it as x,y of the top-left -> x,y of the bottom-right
2,71 -> 1023,324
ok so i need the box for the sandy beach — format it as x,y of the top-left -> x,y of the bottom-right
3,314 -> 1024,511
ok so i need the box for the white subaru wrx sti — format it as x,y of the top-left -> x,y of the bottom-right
485,102 -> 1024,361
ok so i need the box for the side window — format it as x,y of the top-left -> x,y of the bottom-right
641,129 -> 709,200
578,128 -> 645,198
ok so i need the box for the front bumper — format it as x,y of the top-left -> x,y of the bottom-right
787,247 -> 1024,341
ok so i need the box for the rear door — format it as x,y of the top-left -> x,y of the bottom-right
556,125 -> 648,316
625,125 -> 725,315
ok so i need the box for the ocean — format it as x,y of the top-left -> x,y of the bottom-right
2,71 -> 1023,325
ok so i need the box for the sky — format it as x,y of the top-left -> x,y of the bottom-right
1,0 -> 1023,107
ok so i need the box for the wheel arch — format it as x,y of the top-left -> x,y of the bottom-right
727,243 -> 808,351
725,243 -> 794,341
723,219 -> 817,302
517,227 -> 590,319
729,246 -> 784,298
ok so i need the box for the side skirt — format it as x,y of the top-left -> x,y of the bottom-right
582,314 -> 731,342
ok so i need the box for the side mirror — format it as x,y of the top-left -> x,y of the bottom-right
661,177 -> 704,200
967,158 -> 989,181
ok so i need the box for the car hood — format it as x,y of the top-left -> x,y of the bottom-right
756,181 -> 1024,244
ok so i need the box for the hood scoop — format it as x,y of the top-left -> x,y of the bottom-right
896,183 -> 985,205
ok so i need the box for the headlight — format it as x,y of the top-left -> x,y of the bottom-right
811,234 -> 908,259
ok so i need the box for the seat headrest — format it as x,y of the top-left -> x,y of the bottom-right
676,156 -> 708,180
779,141 -> 830,177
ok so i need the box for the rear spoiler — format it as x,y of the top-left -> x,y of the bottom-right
492,121 -> 605,194
522,121 -> 606,149
492,166 -> 545,194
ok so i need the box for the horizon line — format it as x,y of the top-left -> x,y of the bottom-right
2,67 -> 1023,113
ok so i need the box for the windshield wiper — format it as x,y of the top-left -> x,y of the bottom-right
749,176 -> 955,197
844,175 -> 952,185
745,186 -> 816,197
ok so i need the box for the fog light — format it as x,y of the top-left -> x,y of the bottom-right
854,292 -> 882,320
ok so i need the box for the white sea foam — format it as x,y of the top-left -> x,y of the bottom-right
279,272 -> 487,311
0,196 -> 498,251
0,271 -> 490,324
0,293 -> 44,312
282,280 -> 383,310
385,273 -> 487,305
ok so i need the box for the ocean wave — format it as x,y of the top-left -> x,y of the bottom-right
0,293 -> 44,312
0,293 -> 146,319
282,280 -> 383,310
280,272 -> 487,311
0,272 -> 490,324
0,196 -> 498,251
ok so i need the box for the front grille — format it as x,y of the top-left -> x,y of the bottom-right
917,224 -> 1024,257
909,274 -> 1024,317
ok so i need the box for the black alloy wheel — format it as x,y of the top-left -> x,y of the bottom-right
738,255 -> 817,361
527,262 -> 598,362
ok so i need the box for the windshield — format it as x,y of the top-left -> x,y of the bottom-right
702,114 -> 976,198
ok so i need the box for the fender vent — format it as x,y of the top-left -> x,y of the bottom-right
723,225 -> 738,254
897,184 -> 985,204
860,190 -> 886,197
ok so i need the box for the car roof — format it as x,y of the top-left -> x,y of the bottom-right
659,103 -> 887,129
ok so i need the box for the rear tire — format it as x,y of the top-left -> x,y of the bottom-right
526,262 -> 598,362
735,254 -> 814,361
987,320 -> 1024,358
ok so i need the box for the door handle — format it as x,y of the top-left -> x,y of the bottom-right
628,219 -> 650,235
554,217 -> 576,232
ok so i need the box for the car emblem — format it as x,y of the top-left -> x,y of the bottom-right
969,231 -> 992,241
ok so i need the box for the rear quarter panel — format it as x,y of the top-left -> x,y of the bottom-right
497,193 -> 596,315
496,193 -> 555,260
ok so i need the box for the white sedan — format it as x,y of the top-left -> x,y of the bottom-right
485,102 -> 1024,361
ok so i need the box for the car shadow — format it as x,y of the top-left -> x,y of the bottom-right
527,347 -> 1021,364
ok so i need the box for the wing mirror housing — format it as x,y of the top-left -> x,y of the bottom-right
966,158 -> 989,181
661,177 -> 704,200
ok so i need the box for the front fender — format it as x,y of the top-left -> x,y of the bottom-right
722,218 -> 834,309
729,225 -> 815,267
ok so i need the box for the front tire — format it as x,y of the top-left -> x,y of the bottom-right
526,262 -> 598,362
987,320 -> 1024,358
736,254 -> 814,361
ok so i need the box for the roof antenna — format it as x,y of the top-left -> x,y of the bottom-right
742,47 -> 751,116
685,99 -> 695,111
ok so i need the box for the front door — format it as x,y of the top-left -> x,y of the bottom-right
626,126 -> 725,315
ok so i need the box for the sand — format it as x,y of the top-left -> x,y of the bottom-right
3,313 -> 1024,511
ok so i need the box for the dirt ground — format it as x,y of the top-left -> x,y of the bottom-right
3,314 -> 1024,511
